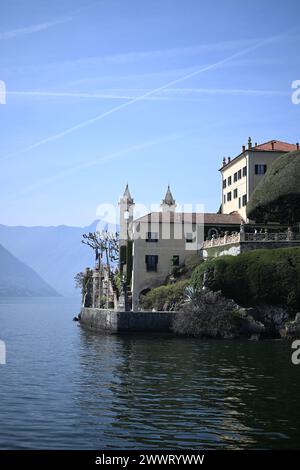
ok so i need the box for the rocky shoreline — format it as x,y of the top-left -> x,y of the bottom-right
171,290 -> 300,340
77,290 -> 300,339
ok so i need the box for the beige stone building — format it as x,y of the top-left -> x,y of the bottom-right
220,139 -> 299,221
119,185 -> 241,310
118,139 -> 299,309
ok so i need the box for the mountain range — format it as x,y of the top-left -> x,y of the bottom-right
0,220 -> 114,296
0,243 -> 59,297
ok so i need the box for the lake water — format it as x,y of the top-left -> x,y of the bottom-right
0,297 -> 299,450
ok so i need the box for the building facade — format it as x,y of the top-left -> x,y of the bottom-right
220,139 -> 299,221
119,185 -> 242,310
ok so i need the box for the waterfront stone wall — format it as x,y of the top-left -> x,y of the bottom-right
80,308 -> 177,333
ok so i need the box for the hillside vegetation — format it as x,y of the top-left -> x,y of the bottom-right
139,280 -> 189,311
247,150 -> 300,224
140,247 -> 300,313
191,247 -> 300,312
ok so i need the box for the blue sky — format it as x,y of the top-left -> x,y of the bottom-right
0,0 -> 299,226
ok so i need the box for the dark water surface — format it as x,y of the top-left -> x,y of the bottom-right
0,297 -> 299,449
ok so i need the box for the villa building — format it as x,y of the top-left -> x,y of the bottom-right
119,184 -> 242,310
85,138 -> 300,313
220,139 -> 299,221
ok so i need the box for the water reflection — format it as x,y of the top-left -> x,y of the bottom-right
0,298 -> 299,450
77,329 -> 300,449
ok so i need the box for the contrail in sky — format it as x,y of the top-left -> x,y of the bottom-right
0,18 -> 72,40
11,120 -> 228,198
6,88 -> 288,100
7,90 -> 207,102
1,27 -> 296,163
12,132 -> 193,197
0,1 -> 101,41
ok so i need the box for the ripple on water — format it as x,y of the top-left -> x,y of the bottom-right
0,300 -> 300,449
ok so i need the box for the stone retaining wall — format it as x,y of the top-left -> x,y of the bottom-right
80,308 -> 177,333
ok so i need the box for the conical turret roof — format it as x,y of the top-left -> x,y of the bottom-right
162,185 -> 176,206
122,183 -> 134,204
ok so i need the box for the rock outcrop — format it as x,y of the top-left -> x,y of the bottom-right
172,290 -> 268,339
172,289 -> 295,340
280,313 -> 300,340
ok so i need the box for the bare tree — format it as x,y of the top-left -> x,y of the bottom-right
81,231 -> 120,306
82,230 -> 119,269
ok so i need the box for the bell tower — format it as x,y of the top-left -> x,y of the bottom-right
119,183 -> 135,245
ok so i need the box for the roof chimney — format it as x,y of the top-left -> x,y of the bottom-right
297,142 -> 299,150
222,157 -> 226,166
242,145 -> 246,152
271,141 -> 275,150
227,157 -> 231,163
248,137 -> 252,149
255,142 -> 257,147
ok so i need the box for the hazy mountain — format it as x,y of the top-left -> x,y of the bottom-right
0,244 -> 59,297
0,220 -> 118,296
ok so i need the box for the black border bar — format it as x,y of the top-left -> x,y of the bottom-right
0,450 -> 299,466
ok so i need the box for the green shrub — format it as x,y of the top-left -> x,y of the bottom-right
167,254 -> 203,282
139,280 -> 189,311
191,247 -> 300,312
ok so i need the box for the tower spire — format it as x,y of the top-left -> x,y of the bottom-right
122,183 -> 134,204
161,185 -> 176,212
119,183 -> 135,244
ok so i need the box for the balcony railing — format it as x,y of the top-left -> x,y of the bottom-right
203,230 -> 300,249
243,232 -> 300,242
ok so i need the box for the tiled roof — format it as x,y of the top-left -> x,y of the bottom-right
134,212 -> 242,225
204,212 -> 242,224
220,139 -> 299,171
253,140 -> 298,152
